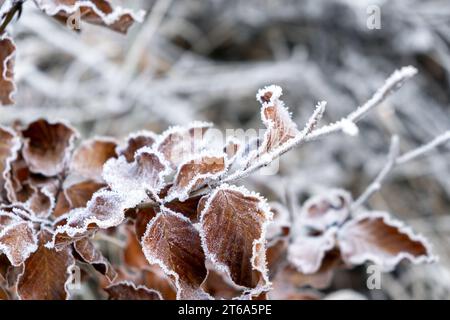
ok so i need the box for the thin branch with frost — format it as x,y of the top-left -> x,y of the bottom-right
305,66 -> 418,141
352,130 -> 450,210
220,101 -> 327,184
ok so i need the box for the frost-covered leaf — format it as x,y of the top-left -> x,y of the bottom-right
53,180 -> 105,217
297,189 -> 352,232
266,236 -> 289,279
287,227 -> 337,274
167,154 -> 226,202
17,229 -> 75,300
338,211 -> 435,271
141,208 -> 208,299
202,267 -> 242,299
165,195 -> 203,223
123,225 -> 149,270
24,177 -> 59,218
103,148 -> 170,208
21,119 -> 78,177
52,190 -> 127,249
70,138 -> 117,182
199,184 -> 272,289
34,0 -> 145,34
266,202 -> 291,241
105,281 -> 162,300
156,122 -> 212,169
73,237 -> 117,282
0,126 -> 20,201
256,85 -> 299,155
141,267 -> 177,300
0,34 -> 15,106
0,213 -> 38,266
117,130 -> 157,162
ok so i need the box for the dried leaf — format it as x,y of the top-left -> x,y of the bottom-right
21,119 -> 78,177
156,122 -> 212,169
338,211 -> 435,271
141,208 -> 208,299
165,195 -> 203,223
167,154 -> 226,202
0,34 -> 15,106
74,238 -> 117,283
0,214 -> 38,266
105,281 -> 161,300
288,227 -> 337,274
297,189 -> 352,232
123,225 -> 149,270
141,267 -> 177,300
52,190 -> 127,249
0,126 -> 20,201
199,184 -> 272,289
70,138 -> 117,182
34,0 -> 145,34
17,229 -> 75,300
256,85 -> 299,155
103,148 -> 170,208
117,131 -> 157,162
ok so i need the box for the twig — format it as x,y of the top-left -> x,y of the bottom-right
352,130 -> 450,210
305,66 -> 418,141
220,100 -> 327,184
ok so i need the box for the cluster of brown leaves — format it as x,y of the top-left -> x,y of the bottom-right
0,86 -> 436,300
0,0 -> 144,106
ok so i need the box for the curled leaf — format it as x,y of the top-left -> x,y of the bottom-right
0,126 -> 20,201
256,85 -> 299,155
338,211 -> 435,271
199,184 -> 272,289
103,148 -> 170,208
0,34 -> 15,106
70,138 -> 117,182
0,213 -> 38,266
297,189 -> 352,232
167,154 -> 227,202
117,130 -> 157,163
156,122 -> 212,169
52,190 -> 127,249
73,237 -> 117,283
21,119 -> 78,177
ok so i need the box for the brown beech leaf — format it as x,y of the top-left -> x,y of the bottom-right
165,195 -> 203,223
17,229 -> 75,300
0,34 -> 16,106
199,184 -> 272,289
167,154 -> 227,202
141,208 -> 208,299
70,138 -> 117,182
338,211 -> 435,271
287,227 -> 337,274
141,266 -> 177,300
0,285 -> 8,300
24,177 -> 59,218
133,206 -> 157,240
123,224 -> 149,270
117,130 -> 157,162
52,190 -> 128,250
105,281 -> 162,300
73,238 -> 117,283
21,119 -> 78,177
202,267 -> 242,299
266,236 -> 289,279
0,212 -> 38,266
156,122 -> 212,169
256,85 -> 299,155
297,189 -> 352,232
34,0 -> 145,34
103,148 -> 170,208
64,180 -> 106,210
0,126 -> 20,200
